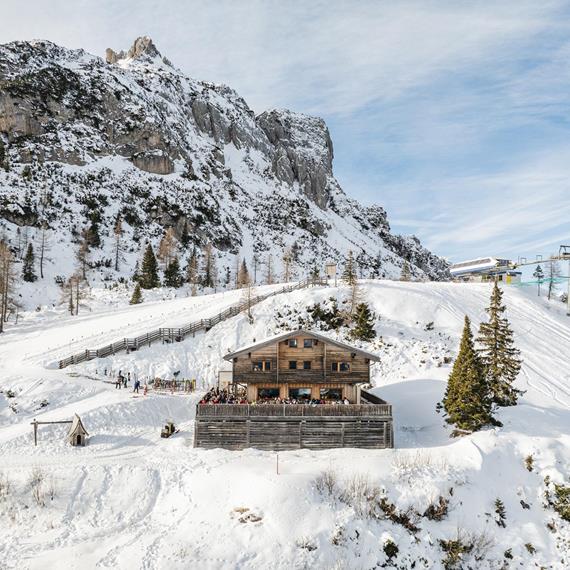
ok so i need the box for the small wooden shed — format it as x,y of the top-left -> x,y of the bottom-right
67,414 -> 89,446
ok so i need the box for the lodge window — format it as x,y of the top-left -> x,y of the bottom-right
252,361 -> 271,372
331,362 -> 350,372
320,388 -> 342,401
289,361 -> 297,370
288,339 -> 298,348
289,387 -> 311,400
303,361 -> 311,370
303,339 -> 314,348
257,388 -> 279,400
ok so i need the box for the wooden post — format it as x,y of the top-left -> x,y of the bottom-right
32,420 -> 37,446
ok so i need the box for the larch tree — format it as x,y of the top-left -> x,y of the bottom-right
440,316 -> 496,432
342,251 -> 356,286
113,215 -> 124,271
158,227 -> 178,268
282,248 -> 293,283
76,228 -> 91,280
130,283 -> 143,305
22,243 -> 37,282
233,255 -> 241,288
400,261 -> 412,282
201,243 -> 217,289
185,247 -> 199,295
0,241 -> 17,333
265,253 -> 274,285
252,253 -> 259,284
238,258 -> 251,288
477,281 -> 522,407
139,243 -> 160,289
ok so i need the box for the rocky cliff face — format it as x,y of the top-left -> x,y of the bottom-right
0,37 -> 449,284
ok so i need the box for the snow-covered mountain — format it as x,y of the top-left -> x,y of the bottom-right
0,36 -> 449,291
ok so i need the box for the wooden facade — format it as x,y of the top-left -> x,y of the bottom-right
194,330 -> 394,451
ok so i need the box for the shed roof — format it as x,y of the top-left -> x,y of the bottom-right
223,329 -> 381,362
67,414 -> 89,437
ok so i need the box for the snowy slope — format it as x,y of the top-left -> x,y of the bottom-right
0,281 -> 569,568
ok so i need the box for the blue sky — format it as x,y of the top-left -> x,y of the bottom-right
3,0 -> 570,262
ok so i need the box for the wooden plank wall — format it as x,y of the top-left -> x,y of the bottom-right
194,416 -> 394,450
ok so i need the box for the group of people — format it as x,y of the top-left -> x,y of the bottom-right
199,388 -> 246,405
198,387 -> 351,406
113,370 -> 143,394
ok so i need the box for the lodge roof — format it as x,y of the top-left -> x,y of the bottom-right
223,329 -> 381,362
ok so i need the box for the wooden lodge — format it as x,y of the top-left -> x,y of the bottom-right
194,329 -> 394,451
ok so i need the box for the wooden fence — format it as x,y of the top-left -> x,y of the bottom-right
58,277 -> 327,369
196,403 -> 392,417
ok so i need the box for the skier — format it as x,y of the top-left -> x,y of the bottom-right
123,374 -> 127,388
134,379 -> 140,394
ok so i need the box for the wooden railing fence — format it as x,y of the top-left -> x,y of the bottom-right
58,277 -> 326,369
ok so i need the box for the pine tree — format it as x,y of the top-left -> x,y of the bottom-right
180,220 -> 191,248
477,281 -> 522,407
139,244 -> 160,289
440,316 -> 496,432
201,243 -> 217,288
164,256 -> 182,288
130,283 -> 143,305
342,251 -> 356,285
351,302 -> 376,341
533,265 -> 544,297
400,261 -> 412,282
22,243 -> 37,282
76,228 -> 91,280
132,260 -> 140,283
282,248 -> 293,282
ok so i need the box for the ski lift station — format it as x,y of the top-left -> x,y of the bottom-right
450,257 -> 522,284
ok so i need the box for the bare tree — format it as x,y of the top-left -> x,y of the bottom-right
237,258 -> 251,288
348,278 -> 363,319
240,282 -> 256,323
0,241 -> 17,333
113,215 -> 124,272
265,253 -> 274,285
62,273 -> 87,316
185,247 -> 199,296
76,228 -> 91,280
547,259 -> 562,301
157,227 -> 178,268
234,254 -> 241,289
282,248 -> 294,283
252,253 -> 259,284
35,221 -> 51,280
201,243 -> 217,289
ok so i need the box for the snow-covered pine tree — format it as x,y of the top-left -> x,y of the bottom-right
139,244 -> 160,289
130,283 -> 143,305
440,316 -> 496,432
477,281 -> 522,407
351,302 -> 376,341
533,265 -> 544,297
22,243 -> 37,282
164,256 -> 182,288
400,261 -> 412,282
342,251 -> 356,285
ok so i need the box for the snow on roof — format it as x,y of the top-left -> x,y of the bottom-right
67,414 -> 89,437
224,329 -> 381,361
450,257 -> 512,275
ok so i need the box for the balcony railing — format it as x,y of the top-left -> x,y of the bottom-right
196,403 -> 392,418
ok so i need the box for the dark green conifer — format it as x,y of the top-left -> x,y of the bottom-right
22,243 -> 37,282
351,302 -> 376,341
164,256 -> 183,288
139,244 -> 160,289
477,281 -> 522,407
441,316 -> 496,432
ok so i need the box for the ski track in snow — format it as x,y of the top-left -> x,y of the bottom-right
0,281 -> 569,569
